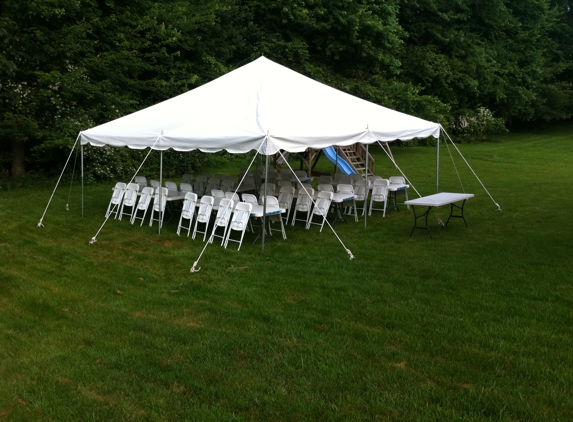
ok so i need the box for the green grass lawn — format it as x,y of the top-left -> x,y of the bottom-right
1,124 -> 572,421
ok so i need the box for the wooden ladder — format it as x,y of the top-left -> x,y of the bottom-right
337,144 -> 374,176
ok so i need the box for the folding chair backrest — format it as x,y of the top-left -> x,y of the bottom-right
111,182 -> 126,201
182,192 -> 198,215
230,202 -> 252,229
337,183 -> 354,194
315,191 -> 333,212
317,184 -> 334,192
165,181 -> 178,191
372,179 -> 388,196
150,180 -> 160,189
241,193 -> 258,205
135,176 -> 147,189
180,182 -> 193,193
225,192 -> 240,202
389,176 -> 406,185
215,198 -> 234,226
318,175 -> 332,184
349,174 -> 363,184
139,187 -> 154,207
181,174 -> 193,184
197,196 -> 214,221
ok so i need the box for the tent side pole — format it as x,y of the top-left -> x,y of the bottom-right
364,144 -> 369,228
436,135 -> 440,193
81,143 -> 84,218
159,150 -> 163,235
262,151 -> 269,253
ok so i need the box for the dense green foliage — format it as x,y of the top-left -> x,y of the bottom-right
1,125 -> 572,420
1,0 -> 571,178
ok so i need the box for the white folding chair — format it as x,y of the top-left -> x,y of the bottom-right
225,191 -> 240,203
165,181 -> 179,197
211,189 -> 225,210
193,175 -> 207,196
220,179 -> 235,193
176,192 -> 198,236
134,176 -> 147,190
263,195 -> 286,240
149,187 -> 168,228
291,187 -> 314,226
192,195 -> 214,241
277,186 -> 295,224
131,187 -> 154,226
349,174 -> 363,184
150,180 -> 161,191
352,179 -> 370,216
369,179 -> 388,217
307,190 -> 333,232
241,193 -> 259,232
337,183 -> 358,222
119,183 -> 139,221
106,182 -> 126,218
209,198 -> 234,244
180,182 -> 193,194
318,175 -> 332,185
259,183 -> 276,199
205,177 -> 220,194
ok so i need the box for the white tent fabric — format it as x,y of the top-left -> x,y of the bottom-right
80,57 -> 440,154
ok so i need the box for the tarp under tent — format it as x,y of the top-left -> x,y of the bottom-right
80,56 -> 441,153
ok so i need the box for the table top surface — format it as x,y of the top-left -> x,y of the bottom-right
331,192 -> 356,202
405,192 -> 474,207
387,183 -> 409,191
249,204 -> 285,217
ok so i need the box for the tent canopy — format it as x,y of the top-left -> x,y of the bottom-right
80,57 -> 440,155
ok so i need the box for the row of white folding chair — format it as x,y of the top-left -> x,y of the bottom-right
177,193 -> 252,251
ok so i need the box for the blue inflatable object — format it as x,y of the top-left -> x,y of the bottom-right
323,146 -> 357,175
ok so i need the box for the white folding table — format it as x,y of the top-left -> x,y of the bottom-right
404,192 -> 474,238
331,192 -> 357,224
249,204 -> 286,244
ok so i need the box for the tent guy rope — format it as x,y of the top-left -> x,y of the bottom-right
89,136 -> 161,245
37,134 -> 80,227
190,141 -> 264,273
440,126 -> 502,211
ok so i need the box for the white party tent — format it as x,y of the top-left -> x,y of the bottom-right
80,56 -> 441,154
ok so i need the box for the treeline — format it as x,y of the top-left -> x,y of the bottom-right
1,0 -> 571,178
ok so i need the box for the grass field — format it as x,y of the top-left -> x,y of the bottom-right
1,124 -> 572,421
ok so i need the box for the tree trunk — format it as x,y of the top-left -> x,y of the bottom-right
11,140 -> 26,179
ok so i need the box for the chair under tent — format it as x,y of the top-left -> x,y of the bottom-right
118,183 -> 139,221
192,195 -> 214,241
149,187 -> 169,229
224,202 -> 253,251
176,192 -> 198,237
209,198 -> 234,245
106,182 -> 126,219
307,190 -> 333,232
131,187 -> 154,226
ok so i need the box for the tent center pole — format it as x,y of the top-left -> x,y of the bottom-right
436,135 -> 440,193
81,143 -> 84,218
159,150 -> 163,235
262,150 -> 269,253
364,144 -> 369,228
